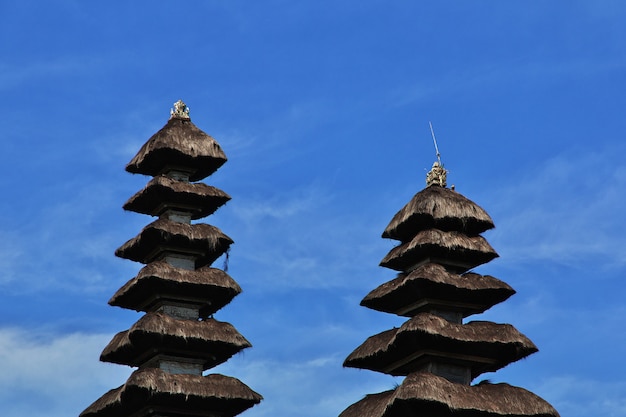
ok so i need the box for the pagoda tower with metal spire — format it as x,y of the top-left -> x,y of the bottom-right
81,100 -> 262,417
338,150 -> 559,416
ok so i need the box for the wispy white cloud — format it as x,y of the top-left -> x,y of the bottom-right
0,328 -> 128,417
0,56 -> 105,92
535,375 -> 626,417
232,185 -> 329,222
393,57 -> 626,107
217,354 -> 396,417
0,178 -> 143,295
484,145 -> 626,269
0,230 -> 24,285
221,183 -> 390,290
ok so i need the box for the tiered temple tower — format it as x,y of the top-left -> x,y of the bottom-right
81,101 -> 262,417
339,161 -> 559,416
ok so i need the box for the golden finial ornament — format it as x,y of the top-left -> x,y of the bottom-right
426,161 -> 448,187
170,99 -> 191,119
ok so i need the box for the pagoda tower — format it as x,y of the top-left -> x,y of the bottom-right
339,161 -> 559,416
81,101 -> 262,417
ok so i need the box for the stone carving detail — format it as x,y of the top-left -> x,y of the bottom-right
170,99 -> 191,119
426,161 -> 447,187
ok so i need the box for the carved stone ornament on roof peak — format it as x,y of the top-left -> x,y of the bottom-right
170,100 -> 191,120
426,161 -> 447,187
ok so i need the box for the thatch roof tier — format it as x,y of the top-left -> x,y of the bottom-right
126,117 -> 227,181
344,313 -> 537,378
338,372 -> 559,417
339,391 -> 390,417
123,175 -> 231,219
382,186 -> 495,242
109,261 -> 241,316
79,368 -> 262,417
100,312 -> 250,369
379,229 -> 498,272
361,263 -> 514,317
115,219 -> 233,268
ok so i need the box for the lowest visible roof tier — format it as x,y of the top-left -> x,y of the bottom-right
80,368 -> 262,417
339,372 -> 559,417
383,185 -> 495,242
344,313 -> 537,378
379,229 -> 498,272
126,117 -> 227,181
361,263 -> 514,317
123,175 -> 231,219
109,261 -> 241,316
115,219 -> 233,267
101,313 -> 251,369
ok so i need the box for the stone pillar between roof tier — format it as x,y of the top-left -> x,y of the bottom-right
157,304 -> 199,320
428,309 -> 463,324
142,356 -> 204,376
163,209 -> 192,224
163,253 -> 196,270
419,361 -> 471,385
164,169 -> 191,182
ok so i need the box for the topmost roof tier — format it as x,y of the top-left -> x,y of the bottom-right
382,185 -> 495,242
126,100 -> 227,181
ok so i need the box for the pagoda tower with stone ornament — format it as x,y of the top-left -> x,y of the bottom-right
80,100 -> 262,417
338,157 -> 559,416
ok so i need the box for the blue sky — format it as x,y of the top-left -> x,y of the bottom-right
1,1 -> 626,416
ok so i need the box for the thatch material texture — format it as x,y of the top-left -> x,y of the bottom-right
361,263 -> 514,317
126,117 -> 227,181
115,218 -> 233,267
80,368 -> 262,417
339,372 -> 559,417
344,313 -> 537,377
339,391 -> 392,417
109,261 -> 241,315
379,229 -> 498,272
382,185 -> 495,242
123,175 -> 231,219
100,312 -> 251,369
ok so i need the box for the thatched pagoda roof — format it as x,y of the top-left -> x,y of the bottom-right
79,368 -> 262,417
379,229 -> 498,272
100,313 -> 250,369
344,313 -> 537,378
109,261 -> 241,315
126,117 -> 227,182
338,372 -> 559,417
115,219 -> 233,267
123,175 -> 231,219
361,263 -> 514,317
383,185 -> 494,242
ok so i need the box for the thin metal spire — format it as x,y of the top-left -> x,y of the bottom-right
425,122 -> 447,187
429,121 -> 442,165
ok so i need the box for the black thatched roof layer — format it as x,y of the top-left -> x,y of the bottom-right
344,313 -> 537,378
79,368 -> 262,417
339,372 -> 559,417
126,117 -> 227,181
123,175 -> 231,219
100,313 -> 251,369
361,263 -> 515,317
115,218 -> 233,267
109,261 -> 241,315
379,229 -> 498,272
383,185 -> 495,242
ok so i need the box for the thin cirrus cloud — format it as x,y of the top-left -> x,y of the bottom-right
393,56 -> 626,108
535,375 -> 626,417
0,328 -> 128,417
483,145 -> 626,268
216,355 -> 396,417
